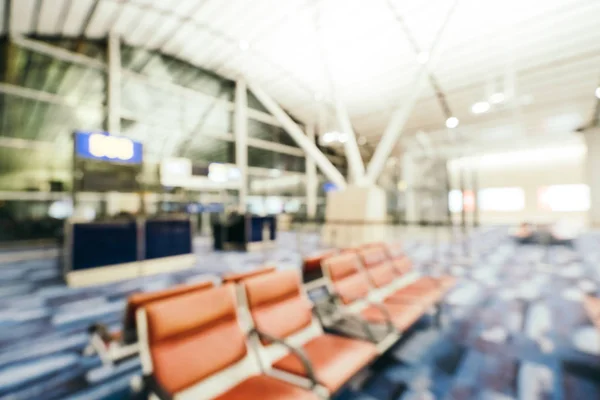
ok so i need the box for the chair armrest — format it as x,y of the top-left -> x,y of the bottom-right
252,329 -> 319,388
330,293 -> 395,334
313,299 -> 377,342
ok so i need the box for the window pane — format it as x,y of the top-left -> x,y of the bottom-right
538,184 -> 590,212
479,187 -> 525,211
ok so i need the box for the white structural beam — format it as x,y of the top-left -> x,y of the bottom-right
11,35 -> 106,70
248,82 -> 347,189
365,0 -> 459,184
107,31 -> 121,134
235,79 -> 249,213
305,123 -> 318,219
335,99 -> 365,184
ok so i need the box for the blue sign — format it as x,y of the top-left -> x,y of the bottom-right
75,131 -> 143,164
323,182 -> 338,193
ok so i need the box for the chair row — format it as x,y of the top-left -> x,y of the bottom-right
86,267 -> 277,365
137,269 -> 378,399
316,244 -> 456,349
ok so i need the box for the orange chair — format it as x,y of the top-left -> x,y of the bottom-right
584,296 -> 600,331
122,280 -> 215,344
322,253 -> 426,333
87,280 -> 217,365
243,270 -> 378,395
222,265 -> 277,285
385,242 -> 413,275
358,247 -> 450,308
136,284 -> 319,400
303,249 -> 338,274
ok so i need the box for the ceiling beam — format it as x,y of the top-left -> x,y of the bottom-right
364,0 -> 460,184
248,81 -> 347,189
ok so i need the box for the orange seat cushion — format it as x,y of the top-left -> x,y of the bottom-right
213,374 -> 319,400
272,334 -> 377,393
360,302 -> 425,332
584,296 -> 600,331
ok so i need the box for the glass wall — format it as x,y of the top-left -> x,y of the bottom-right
0,36 -> 340,240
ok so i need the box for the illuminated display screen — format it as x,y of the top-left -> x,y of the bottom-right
323,182 -> 338,192
479,187 -> 525,211
538,184 -> 589,212
75,131 -> 143,164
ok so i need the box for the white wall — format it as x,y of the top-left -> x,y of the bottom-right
448,144 -> 588,225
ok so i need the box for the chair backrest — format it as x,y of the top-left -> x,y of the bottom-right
358,248 -> 397,288
244,270 -> 313,340
123,280 -> 214,344
385,242 -> 404,260
222,265 -> 277,285
303,249 -> 338,273
323,253 -> 371,305
139,285 -> 248,395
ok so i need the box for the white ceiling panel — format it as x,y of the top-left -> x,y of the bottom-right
37,0 -> 67,35
127,8 -> 162,46
62,0 -> 95,36
144,15 -> 180,50
111,3 -> 143,36
9,0 -> 36,33
5,0 -> 599,155
85,0 -> 120,38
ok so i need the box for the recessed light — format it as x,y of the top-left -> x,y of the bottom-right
239,40 -> 250,51
445,116 -> 459,129
358,136 -> 367,145
471,101 -> 490,114
416,52 -> 429,65
490,93 -> 505,104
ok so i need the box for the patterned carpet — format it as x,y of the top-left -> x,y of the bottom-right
0,229 -> 599,399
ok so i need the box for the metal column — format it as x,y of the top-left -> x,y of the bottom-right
107,31 -> 121,134
306,123 -> 318,220
235,79 -> 248,213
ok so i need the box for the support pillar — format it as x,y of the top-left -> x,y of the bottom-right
403,154 -> 418,224
584,128 -> 600,227
107,31 -> 121,134
306,123 -> 318,220
335,99 -> 365,184
235,79 -> 248,213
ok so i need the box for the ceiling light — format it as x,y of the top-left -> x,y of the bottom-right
489,93 -> 505,104
416,52 -> 429,65
595,87 -> 600,99
358,136 -> 367,145
471,101 -> 490,114
445,116 -> 459,129
238,40 -> 250,51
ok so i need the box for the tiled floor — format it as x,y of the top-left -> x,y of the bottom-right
0,228 -> 599,399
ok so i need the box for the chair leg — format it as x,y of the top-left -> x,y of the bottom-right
435,303 -> 443,329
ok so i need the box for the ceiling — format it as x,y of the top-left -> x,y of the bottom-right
1,0 -> 600,155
